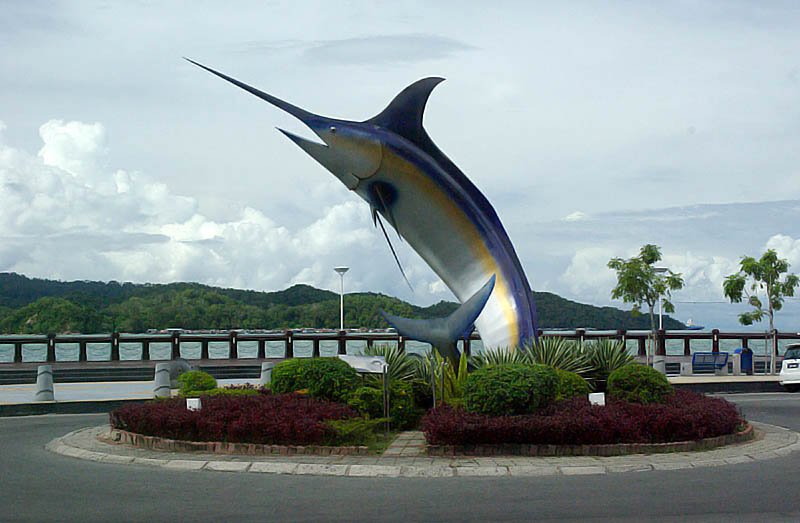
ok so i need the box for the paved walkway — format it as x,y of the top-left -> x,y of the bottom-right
47,421 -> 800,478
0,379 -> 257,404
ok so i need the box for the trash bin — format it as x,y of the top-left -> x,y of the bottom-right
735,348 -> 753,375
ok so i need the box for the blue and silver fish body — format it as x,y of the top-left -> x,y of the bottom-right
188,61 -> 538,359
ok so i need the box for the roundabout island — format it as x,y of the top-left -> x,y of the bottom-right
3,394 -> 800,522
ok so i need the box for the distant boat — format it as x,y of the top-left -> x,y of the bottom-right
684,318 -> 704,331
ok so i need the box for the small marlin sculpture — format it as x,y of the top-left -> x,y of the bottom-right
188,59 -> 538,361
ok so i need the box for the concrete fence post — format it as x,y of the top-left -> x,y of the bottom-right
653,329 -> 666,374
154,363 -> 171,398
732,353 -> 742,376
35,365 -> 55,401
260,362 -> 275,387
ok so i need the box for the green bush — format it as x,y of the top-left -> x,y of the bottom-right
177,370 -> 217,396
271,357 -> 360,403
348,386 -> 384,418
409,378 -> 433,410
554,369 -> 591,401
387,381 -> 421,429
193,387 -> 262,397
607,364 -> 673,404
463,364 -> 558,416
324,418 -> 387,446
348,381 -> 421,429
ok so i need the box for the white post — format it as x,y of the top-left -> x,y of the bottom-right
260,362 -> 275,386
34,365 -> 55,401
732,352 -> 741,376
154,363 -> 171,398
334,266 -> 349,331
654,267 -> 667,332
340,274 -> 344,331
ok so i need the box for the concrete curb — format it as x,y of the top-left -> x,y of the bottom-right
46,422 -> 800,478
109,428 -> 371,456
427,424 -> 755,457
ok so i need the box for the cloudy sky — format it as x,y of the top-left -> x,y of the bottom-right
1,1 -> 799,330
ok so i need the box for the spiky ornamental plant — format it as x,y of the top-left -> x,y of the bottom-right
469,347 -> 529,368
364,343 -> 418,382
583,339 -> 635,392
525,337 -> 592,376
723,249 -> 799,373
414,350 -> 469,407
607,244 -> 684,365
471,339 -> 591,376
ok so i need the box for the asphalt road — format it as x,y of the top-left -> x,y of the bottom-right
2,394 -> 800,522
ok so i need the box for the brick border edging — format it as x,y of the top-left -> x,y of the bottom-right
426,423 -> 754,457
106,428 -> 370,456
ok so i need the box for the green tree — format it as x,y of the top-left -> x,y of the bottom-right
607,244 -> 684,366
723,249 -> 798,373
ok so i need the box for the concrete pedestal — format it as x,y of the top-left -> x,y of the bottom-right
732,353 -> 742,376
34,365 -> 55,401
154,363 -> 171,398
260,362 -> 275,387
680,362 -> 692,376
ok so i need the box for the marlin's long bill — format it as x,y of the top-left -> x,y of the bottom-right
189,59 -> 539,355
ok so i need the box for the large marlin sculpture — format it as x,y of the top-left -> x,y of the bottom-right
188,59 -> 538,361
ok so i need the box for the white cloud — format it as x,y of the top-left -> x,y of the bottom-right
428,280 -> 448,295
766,234 -> 800,268
38,120 -> 105,180
559,247 -> 616,302
563,211 -> 588,222
1,117 -> 798,329
0,119 -> 448,302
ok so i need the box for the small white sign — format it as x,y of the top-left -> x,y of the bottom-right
186,398 -> 202,411
338,355 -> 387,374
588,392 -> 605,406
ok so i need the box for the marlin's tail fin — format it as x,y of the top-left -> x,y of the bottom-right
381,275 -> 496,362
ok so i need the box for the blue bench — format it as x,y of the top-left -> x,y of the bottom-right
692,352 -> 729,373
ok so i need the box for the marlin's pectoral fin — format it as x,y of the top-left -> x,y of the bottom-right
381,274 -> 496,362
375,213 -> 413,291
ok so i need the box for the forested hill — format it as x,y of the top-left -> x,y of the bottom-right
0,272 -> 685,334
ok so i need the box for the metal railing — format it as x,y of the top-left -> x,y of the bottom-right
1,328 -> 799,364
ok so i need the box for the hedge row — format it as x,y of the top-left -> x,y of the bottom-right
422,390 -> 742,446
110,394 -> 357,445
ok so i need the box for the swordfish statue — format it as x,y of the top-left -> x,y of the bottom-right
188,59 -> 538,361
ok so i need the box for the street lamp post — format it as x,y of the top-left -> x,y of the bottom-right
654,267 -> 668,330
334,267 -> 349,331
653,267 -> 668,374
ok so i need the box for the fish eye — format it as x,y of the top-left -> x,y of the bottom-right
329,126 -> 337,133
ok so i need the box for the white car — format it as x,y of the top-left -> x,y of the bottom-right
779,343 -> 800,391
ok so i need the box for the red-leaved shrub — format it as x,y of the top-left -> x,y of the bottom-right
110,393 -> 357,446
422,390 -> 742,446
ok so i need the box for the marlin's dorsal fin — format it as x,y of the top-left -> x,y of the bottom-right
367,77 -> 444,149
381,274 -> 496,363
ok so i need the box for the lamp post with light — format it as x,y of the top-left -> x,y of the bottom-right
654,267 -> 668,330
653,267 -> 668,373
334,267 -> 349,331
